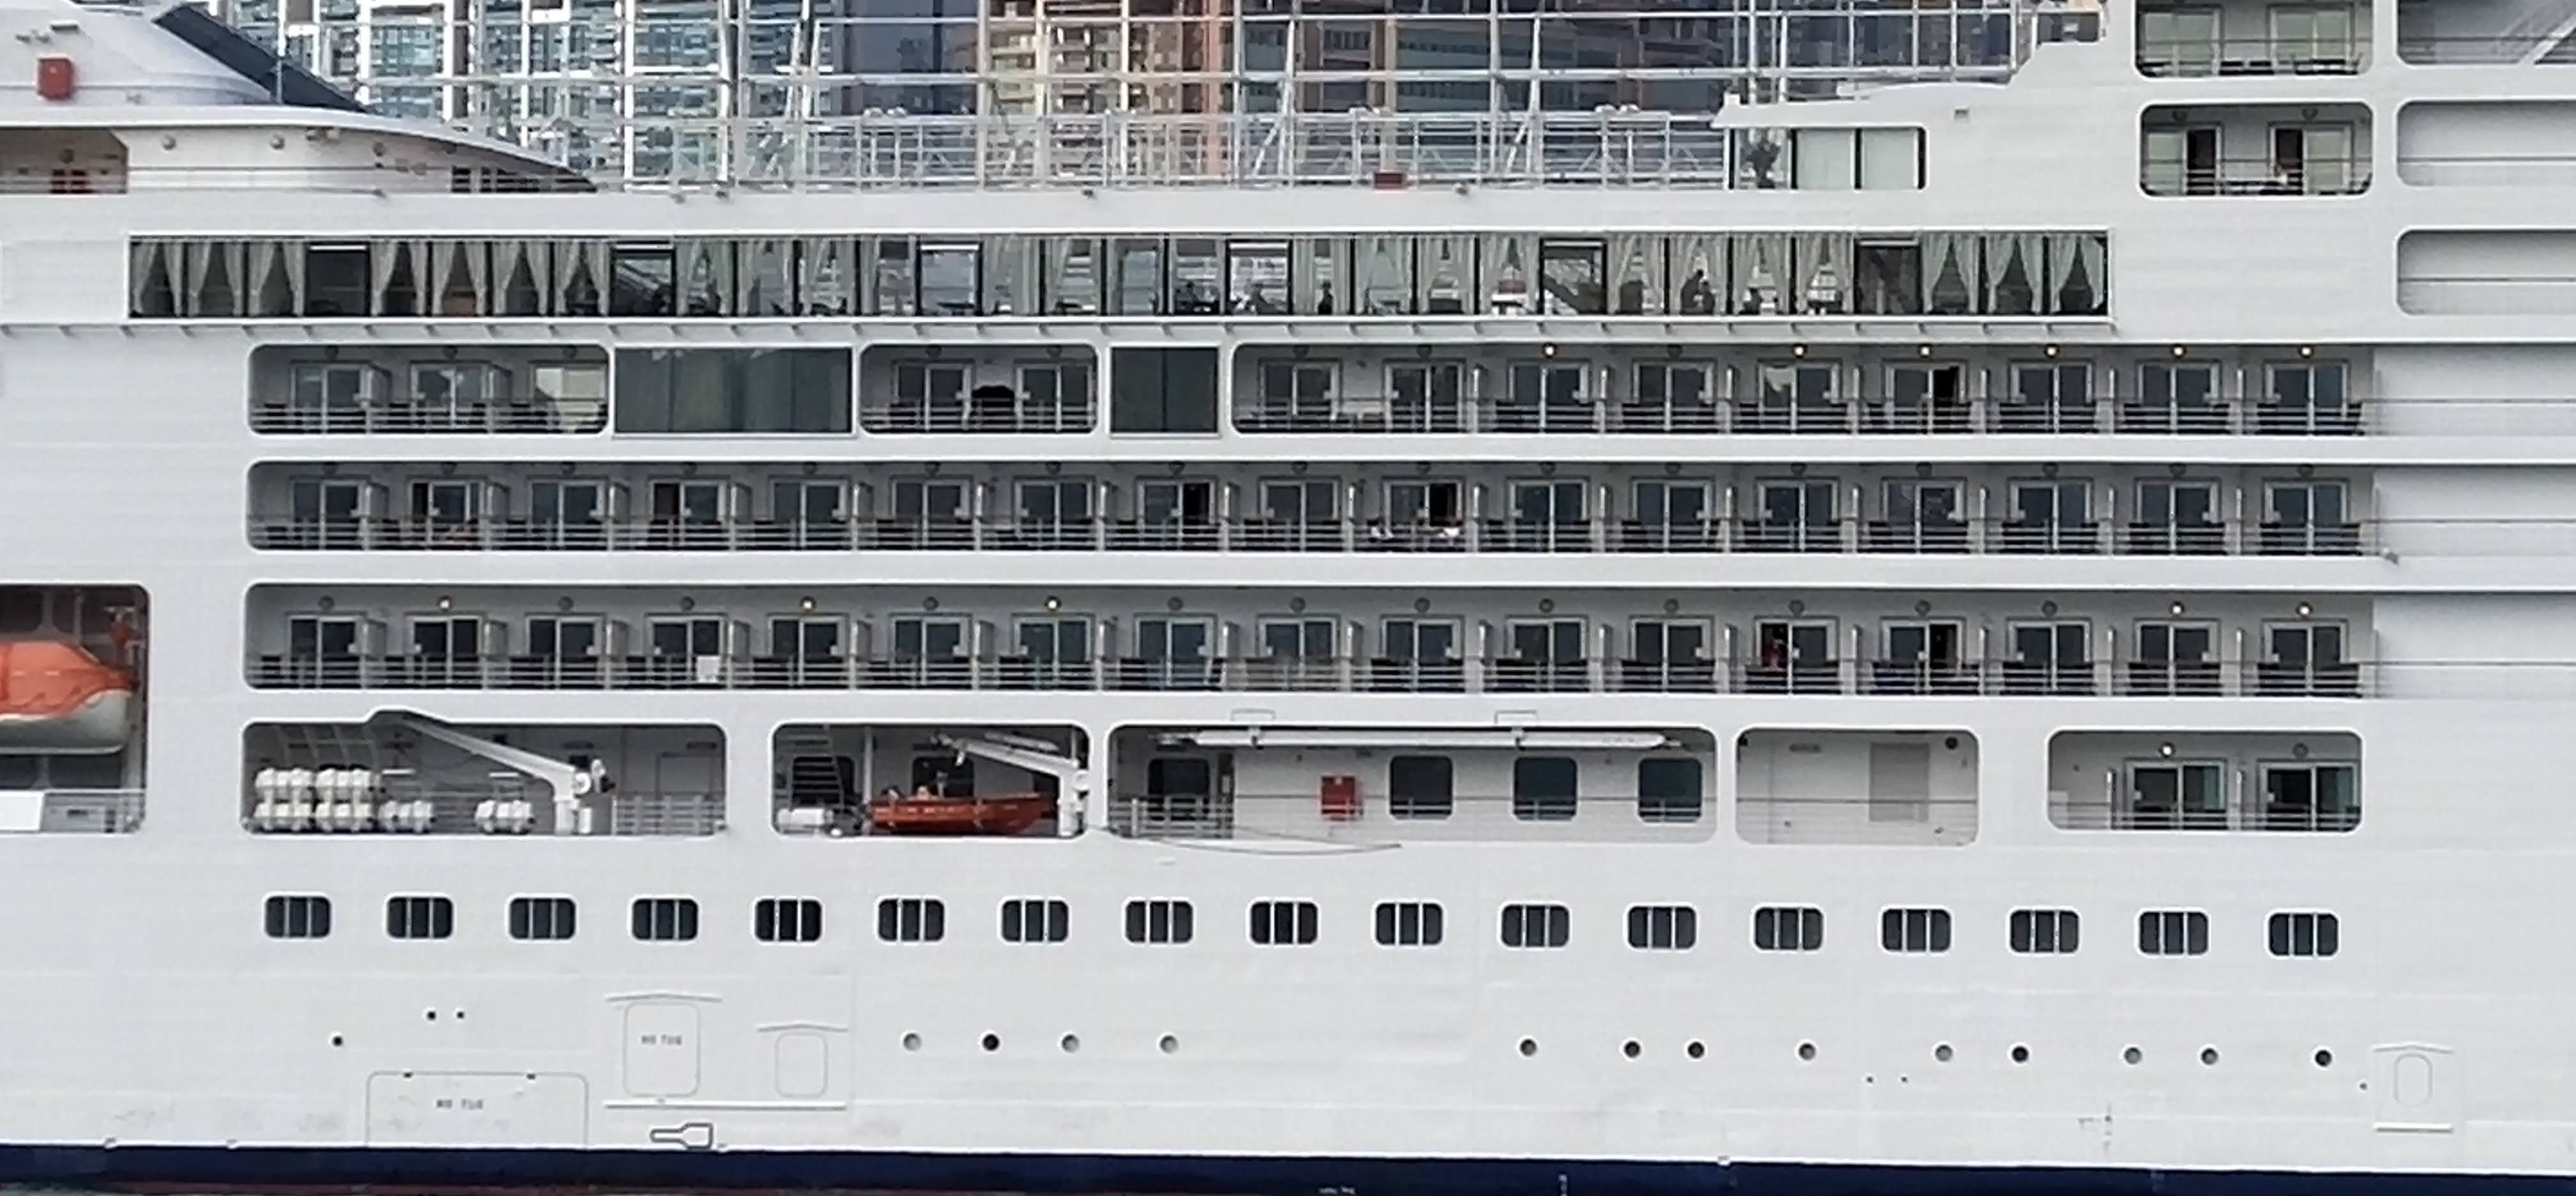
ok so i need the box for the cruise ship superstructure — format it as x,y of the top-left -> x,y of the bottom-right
0,0 -> 2571,1189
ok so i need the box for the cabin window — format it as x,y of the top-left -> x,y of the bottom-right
1249,900 -> 1319,946
2138,909 -> 2209,956
631,897 -> 699,942
1125,898 -> 1194,944
1753,905 -> 1824,952
2010,908 -> 2081,954
1001,898 -> 1070,944
1512,756 -> 1579,822
2269,911 -> 2339,958
385,895 -> 454,940
509,896 -> 577,940
1388,755 -> 1453,820
877,898 -> 945,942
755,898 -> 825,944
1637,757 -> 1704,823
1499,902 -> 1570,949
264,894 -> 332,939
1881,907 -> 1952,953
1626,904 -> 1698,951
1110,346 -> 1220,434
612,348 -> 853,434
1374,901 -> 1443,947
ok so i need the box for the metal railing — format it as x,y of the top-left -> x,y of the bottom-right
2140,157 -> 2373,198
1231,395 -> 2366,437
243,513 -> 2383,558
858,397 -> 1098,435
244,785 -> 723,836
2053,798 -> 2360,833
2136,34 -> 2367,76
28,789 -> 146,834
1101,790 -> 1713,841
244,652 -> 2391,698
250,401 -> 610,436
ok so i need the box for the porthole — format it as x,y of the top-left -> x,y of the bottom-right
1797,1041 -> 1817,1062
981,1033 -> 1001,1053
1686,1041 -> 1706,1060
2202,1047 -> 2220,1066
1060,1034 -> 1081,1054
2122,1046 -> 2143,1066
1518,1038 -> 1539,1057
901,1032 -> 922,1052
2010,1045 -> 2028,1064
1622,1040 -> 1641,1059
1933,1043 -> 1953,1063
2314,1049 -> 2334,1068
1158,1034 -> 1179,1055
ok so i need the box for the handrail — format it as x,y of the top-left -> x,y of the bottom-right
243,512 -> 2398,557
242,653 -> 2410,698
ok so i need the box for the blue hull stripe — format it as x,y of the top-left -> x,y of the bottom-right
3,1147 -> 2571,1196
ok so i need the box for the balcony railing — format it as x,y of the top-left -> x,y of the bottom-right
2136,34 -> 2367,77
857,395 -> 1098,434
245,653 -> 2386,698
2140,157 -> 2373,199
1230,395 -> 2365,436
244,514 -> 2379,558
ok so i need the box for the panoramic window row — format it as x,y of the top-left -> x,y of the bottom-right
247,345 -> 2365,439
133,230 -> 2111,322
251,468 -> 2370,559
264,893 -> 2342,958
250,606 -> 2372,701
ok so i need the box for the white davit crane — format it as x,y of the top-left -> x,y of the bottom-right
930,731 -> 1090,837
367,710 -> 604,836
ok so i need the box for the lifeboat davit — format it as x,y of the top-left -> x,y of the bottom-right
870,793 -> 1055,836
0,640 -> 135,754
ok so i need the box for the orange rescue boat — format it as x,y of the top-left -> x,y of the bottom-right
0,640 -> 135,754
870,792 -> 1055,836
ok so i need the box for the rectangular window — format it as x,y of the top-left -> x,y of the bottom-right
385,895 -> 454,940
1626,904 -> 1698,951
612,348 -> 854,434
2138,909 -> 2210,956
1388,754 -> 1454,820
877,897 -> 946,942
264,894 -> 332,939
2268,911 -> 2339,958
631,897 -> 699,942
1109,346 -> 1219,433
1636,757 -> 1705,823
509,896 -> 577,941
2009,908 -> 2080,954
1001,898 -> 1070,944
1881,907 -> 1953,953
1512,756 -> 1579,822
1124,898 -> 1194,944
1249,900 -> 1319,946
1499,902 -> 1570,949
1374,901 -> 1444,946
1753,905 -> 1823,951
755,898 -> 825,944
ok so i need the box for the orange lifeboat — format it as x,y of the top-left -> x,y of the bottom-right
0,640 -> 135,754
870,792 -> 1055,836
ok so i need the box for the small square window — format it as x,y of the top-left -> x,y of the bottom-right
1752,905 -> 1823,951
1499,902 -> 1570,949
1881,907 -> 1952,953
1124,898 -> 1193,944
877,897 -> 945,942
1625,904 -> 1697,950
509,896 -> 576,941
631,897 -> 699,942
385,894 -> 454,940
1001,898 -> 1070,943
2267,911 -> 2338,958
2138,909 -> 2209,956
2009,908 -> 2080,954
755,898 -> 824,943
1373,900 -> 1443,946
1249,900 -> 1319,946
264,894 -> 332,939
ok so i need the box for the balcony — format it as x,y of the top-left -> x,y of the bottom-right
243,514 -> 2376,559
1231,393 -> 2365,436
242,652 -> 2391,699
